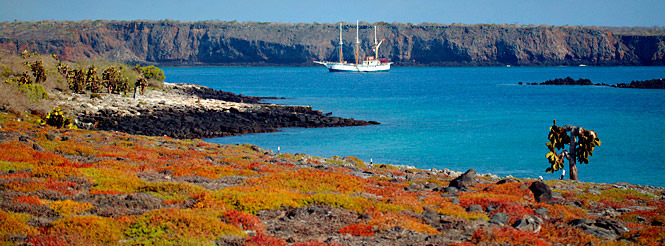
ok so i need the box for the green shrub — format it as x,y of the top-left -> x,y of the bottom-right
1,65 -> 12,77
141,65 -> 165,81
18,83 -> 48,101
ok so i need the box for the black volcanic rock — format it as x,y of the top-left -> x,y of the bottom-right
525,77 -> 665,89
613,78 -> 665,89
1,21 -> 665,66
65,83 -> 379,139
527,77 -> 593,85
529,181 -> 552,203
448,168 -> 477,190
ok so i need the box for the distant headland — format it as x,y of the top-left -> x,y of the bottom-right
1,20 -> 664,67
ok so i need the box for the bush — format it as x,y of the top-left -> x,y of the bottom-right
17,83 -> 48,101
141,65 -> 165,81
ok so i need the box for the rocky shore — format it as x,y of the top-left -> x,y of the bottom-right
56,83 -> 378,139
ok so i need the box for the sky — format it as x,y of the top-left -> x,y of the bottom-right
0,0 -> 663,27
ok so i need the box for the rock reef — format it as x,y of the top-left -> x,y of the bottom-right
523,77 -> 665,89
57,83 -> 378,138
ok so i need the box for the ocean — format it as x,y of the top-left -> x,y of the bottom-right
162,66 -> 665,187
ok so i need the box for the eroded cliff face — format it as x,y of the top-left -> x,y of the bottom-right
1,20 -> 664,66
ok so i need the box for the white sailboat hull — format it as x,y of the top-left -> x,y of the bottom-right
314,61 -> 391,72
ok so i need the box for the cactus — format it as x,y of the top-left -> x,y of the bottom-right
85,65 -> 102,93
40,107 -> 75,129
545,120 -> 601,180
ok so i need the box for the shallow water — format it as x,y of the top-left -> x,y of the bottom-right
163,66 -> 665,186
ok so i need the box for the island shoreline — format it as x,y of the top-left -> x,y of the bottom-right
56,82 -> 379,139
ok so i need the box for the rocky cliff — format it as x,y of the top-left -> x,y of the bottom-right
1,20 -> 664,66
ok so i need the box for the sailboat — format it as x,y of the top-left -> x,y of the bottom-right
314,21 -> 392,72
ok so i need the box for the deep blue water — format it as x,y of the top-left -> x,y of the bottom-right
163,66 -> 665,187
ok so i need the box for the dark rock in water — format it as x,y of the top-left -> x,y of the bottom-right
45,133 -> 56,141
490,213 -> 509,225
513,215 -> 543,232
448,169 -> 477,190
613,78 -> 665,89
528,77 -> 593,86
18,135 -> 28,142
529,181 -> 552,203
527,77 -> 665,89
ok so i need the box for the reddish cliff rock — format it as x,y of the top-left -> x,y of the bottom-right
1,20 -> 664,66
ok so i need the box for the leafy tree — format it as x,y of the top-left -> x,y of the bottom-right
85,65 -> 101,93
68,69 -> 85,93
30,60 -> 47,83
545,120 -> 601,180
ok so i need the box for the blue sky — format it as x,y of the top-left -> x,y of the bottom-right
1,0 -> 663,26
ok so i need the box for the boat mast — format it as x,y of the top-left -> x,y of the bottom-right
355,20 -> 359,64
373,26 -> 384,62
374,26 -> 378,60
339,23 -> 343,64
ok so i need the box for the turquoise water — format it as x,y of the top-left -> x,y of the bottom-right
162,66 -> 665,186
